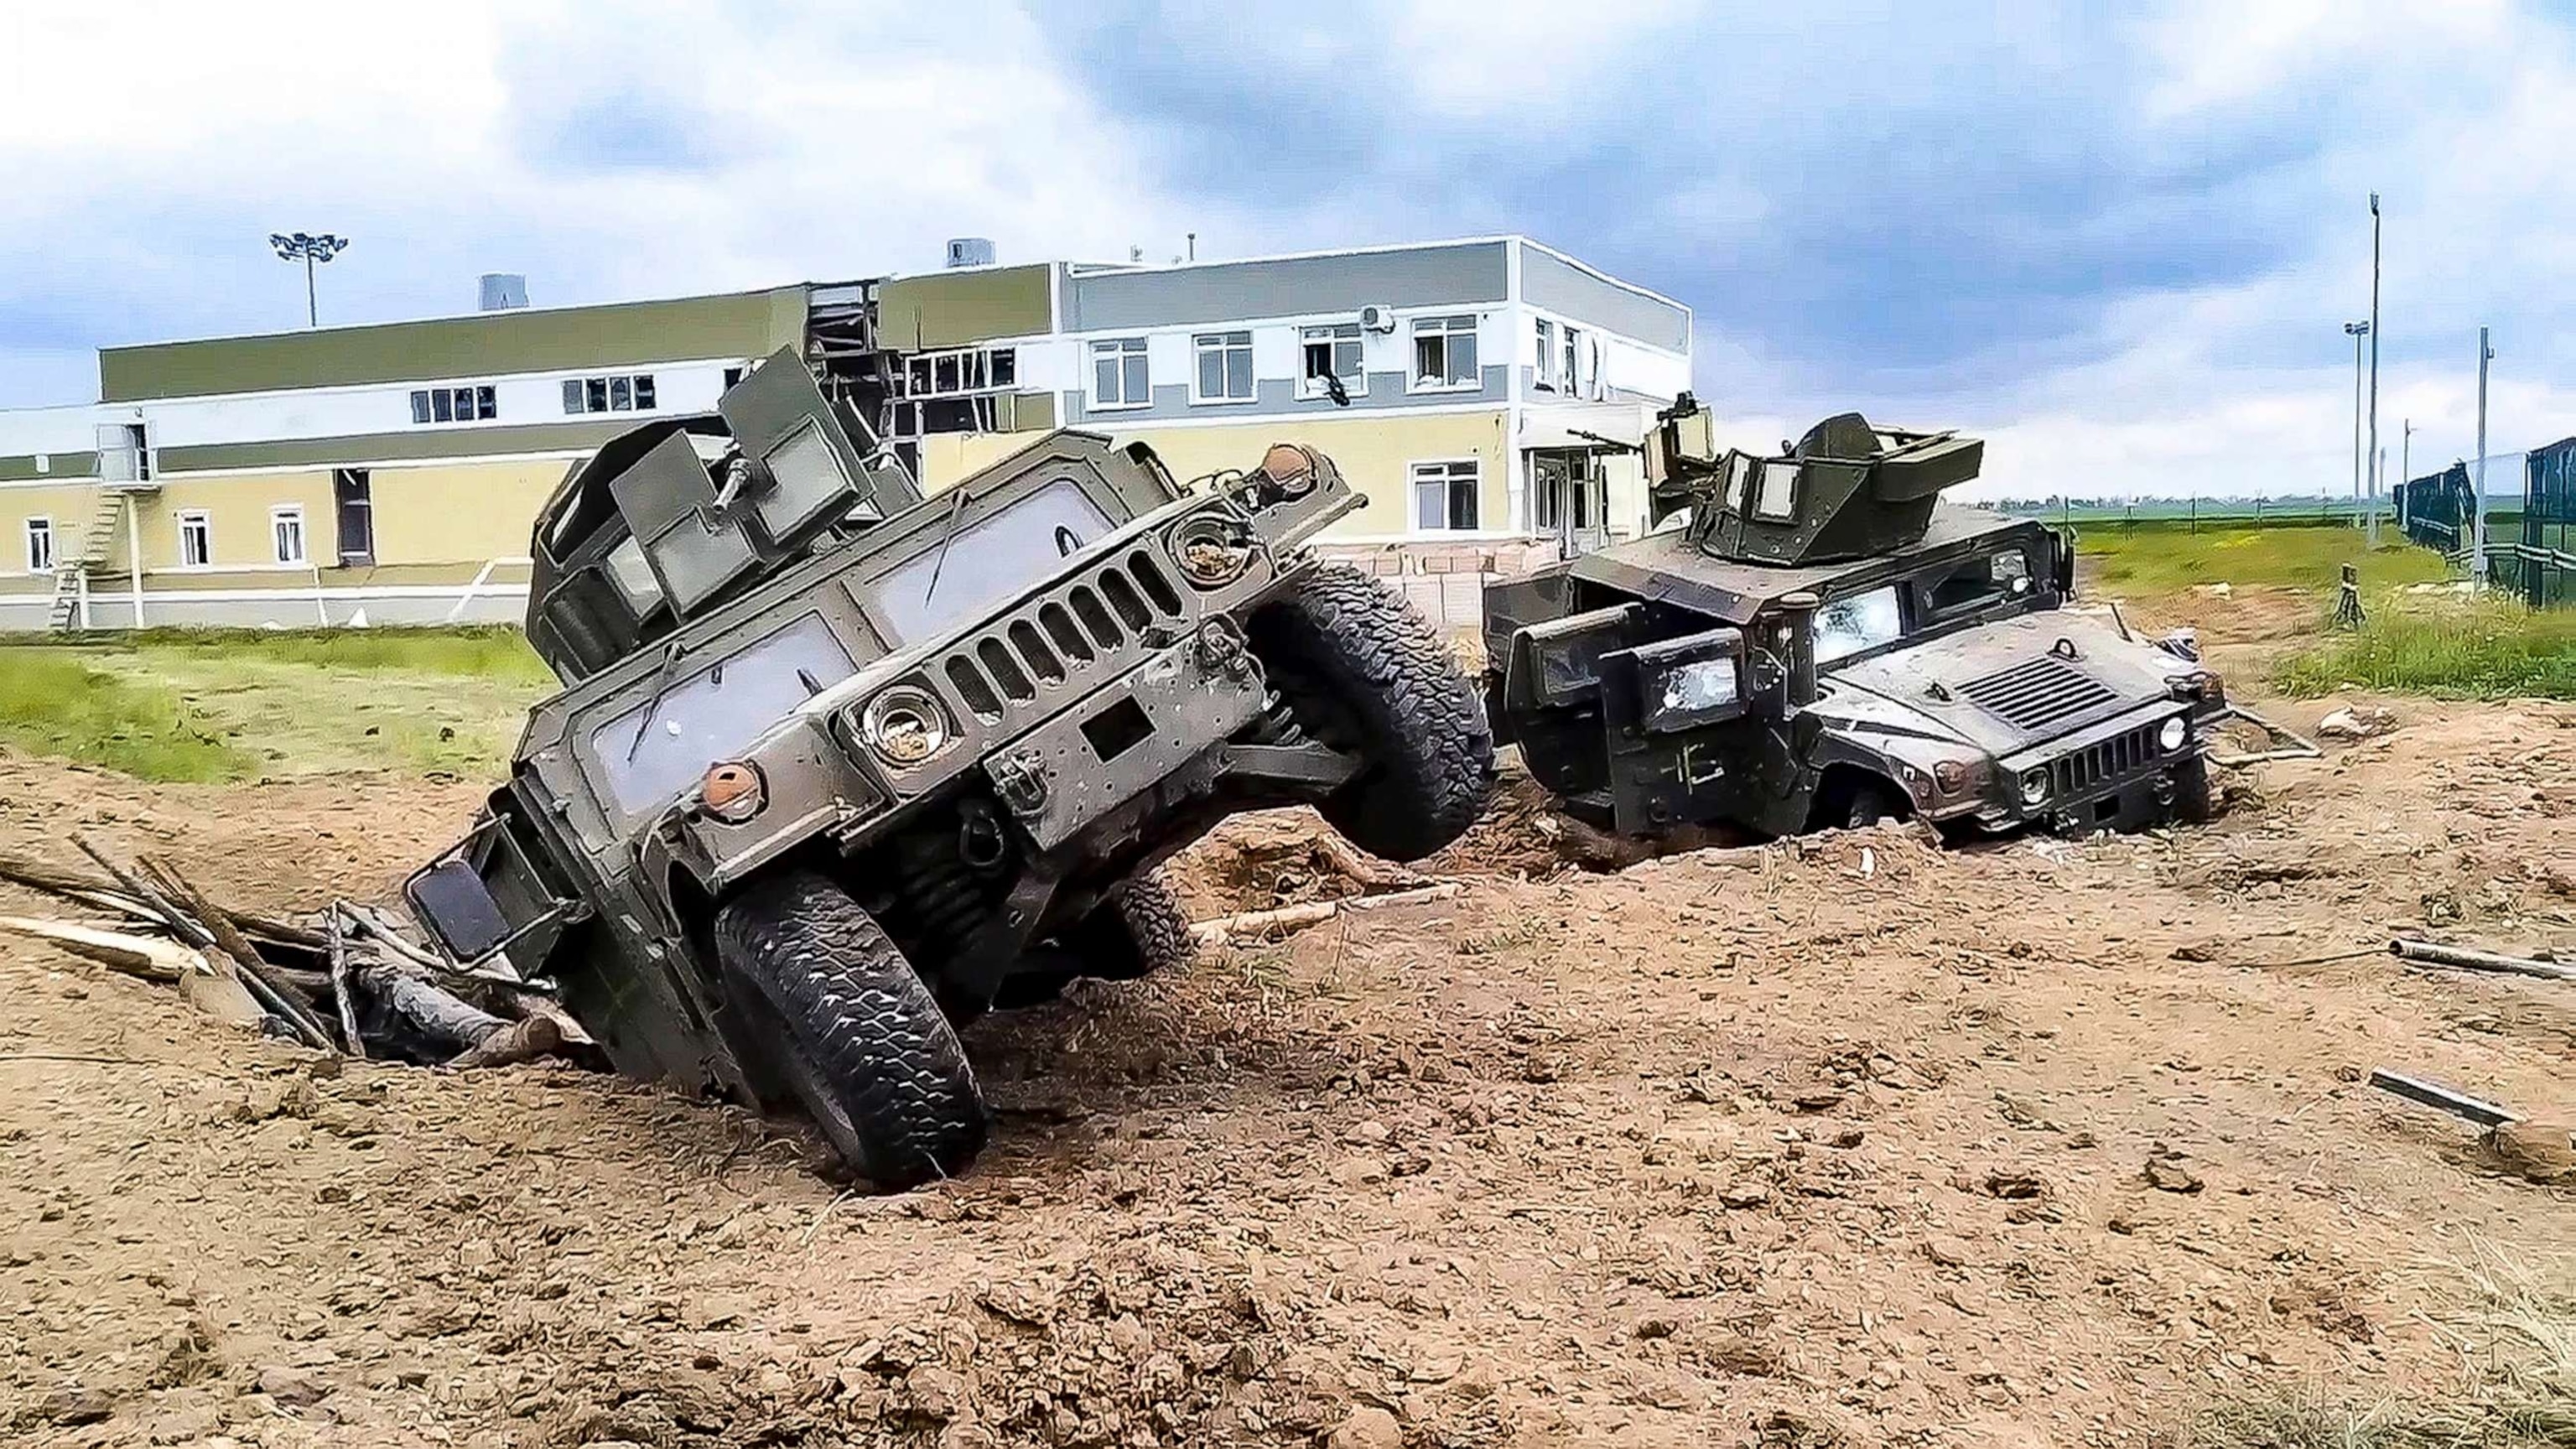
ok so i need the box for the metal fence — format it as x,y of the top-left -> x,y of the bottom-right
2398,444 -> 2575,607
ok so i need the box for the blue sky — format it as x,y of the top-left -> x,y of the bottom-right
3,0 -> 2571,498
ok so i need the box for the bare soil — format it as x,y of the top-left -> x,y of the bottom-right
4,692 -> 2573,1448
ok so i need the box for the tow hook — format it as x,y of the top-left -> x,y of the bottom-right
988,749 -> 1050,818
1195,617 -> 1256,681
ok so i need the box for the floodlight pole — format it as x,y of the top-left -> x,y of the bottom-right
2366,193 -> 2381,549
2472,326 -> 2492,584
267,231 -> 351,328
2344,320 -> 2369,530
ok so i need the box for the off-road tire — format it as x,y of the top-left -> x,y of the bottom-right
714,870 -> 986,1189
993,872 -> 1197,1011
1844,780 -> 1908,830
1251,564 -> 1493,861
2174,755 -> 2222,824
1069,870 -> 1195,981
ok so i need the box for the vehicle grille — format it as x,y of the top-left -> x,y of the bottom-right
2047,721 -> 2165,798
1957,656 -> 2116,731
937,546 -> 1189,720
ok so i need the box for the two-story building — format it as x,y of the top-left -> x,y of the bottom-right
0,236 -> 1689,632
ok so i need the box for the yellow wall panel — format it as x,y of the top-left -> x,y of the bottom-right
366,457 -> 577,565
139,471 -> 338,570
918,410 -> 1509,541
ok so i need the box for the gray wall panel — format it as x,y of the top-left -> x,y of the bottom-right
1064,366 -> 1506,426
1067,243 -> 1509,332
1521,247 -> 1690,352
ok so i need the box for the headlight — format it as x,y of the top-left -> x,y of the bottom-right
860,686 -> 953,769
2158,715 -> 2189,753
699,761 -> 766,823
1171,514 -> 1255,588
2019,768 -> 2050,807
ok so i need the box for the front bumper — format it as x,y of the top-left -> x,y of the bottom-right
1978,701 -> 2205,833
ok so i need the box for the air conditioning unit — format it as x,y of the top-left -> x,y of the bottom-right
1358,304 -> 1397,334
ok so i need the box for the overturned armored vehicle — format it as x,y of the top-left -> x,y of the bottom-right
1483,397 -> 2229,839
406,350 -> 1492,1187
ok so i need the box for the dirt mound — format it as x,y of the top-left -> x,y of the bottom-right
7,693 -> 2576,1446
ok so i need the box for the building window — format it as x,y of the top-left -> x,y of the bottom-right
1090,337 -> 1150,409
334,469 -> 374,565
1410,460 -> 1481,532
271,506 -> 308,566
1411,314 -> 1479,391
412,384 -> 497,424
564,374 -> 657,415
723,366 -> 745,390
1534,318 -> 1555,390
1192,330 -> 1254,403
896,346 -> 1016,399
1562,325 -> 1583,397
1300,323 -> 1365,400
23,517 -> 52,574
177,511 -> 212,569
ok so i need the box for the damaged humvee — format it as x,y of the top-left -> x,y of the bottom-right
1483,396 -> 2247,841
406,351 -> 1492,1187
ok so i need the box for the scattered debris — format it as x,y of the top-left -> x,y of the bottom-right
0,840 -> 572,1069
2316,704 -> 2398,740
2389,937 -> 2574,983
1189,881 -> 1462,944
2367,1068 -> 2518,1128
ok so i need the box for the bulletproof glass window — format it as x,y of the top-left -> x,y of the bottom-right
871,478 -> 1114,643
585,614 -> 857,817
1813,586 -> 1903,665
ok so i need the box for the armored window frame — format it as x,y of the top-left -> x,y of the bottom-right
1752,460 -> 1801,522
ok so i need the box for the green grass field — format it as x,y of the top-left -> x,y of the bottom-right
2274,600 -> 2576,700
2075,522 -> 2450,595
0,627 -> 556,782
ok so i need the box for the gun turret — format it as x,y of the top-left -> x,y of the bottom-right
1644,396 -> 1984,566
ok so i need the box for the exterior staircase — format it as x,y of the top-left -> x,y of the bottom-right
44,489 -> 135,633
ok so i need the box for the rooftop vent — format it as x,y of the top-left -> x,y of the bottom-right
479,273 -> 529,311
944,237 -> 996,269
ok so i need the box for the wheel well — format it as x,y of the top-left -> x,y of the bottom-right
1807,763 -> 1910,831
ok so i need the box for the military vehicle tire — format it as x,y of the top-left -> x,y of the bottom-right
714,870 -> 987,1188
2174,756 -> 2221,824
1253,564 -> 1493,861
1844,780 -> 1907,829
993,871 -> 1196,1011
1068,870 -> 1195,981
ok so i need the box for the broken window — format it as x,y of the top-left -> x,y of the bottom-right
609,376 -> 632,411
1410,460 -> 1480,532
632,375 -> 655,410
1412,314 -> 1478,390
1562,326 -> 1581,397
271,506 -> 308,566
177,511 -> 211,568
1534,319 -> 1555,390
1091,337 -> 1149,408
1192,330 -> 1253,403
1299,323 -> 1364,400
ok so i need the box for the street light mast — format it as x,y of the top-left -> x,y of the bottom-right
267,231 -> 351,328
2366,193 -> 2381,548
2343,320 -> 2370,530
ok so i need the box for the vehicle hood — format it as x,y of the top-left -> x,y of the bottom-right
1818,610 -> 2197,757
